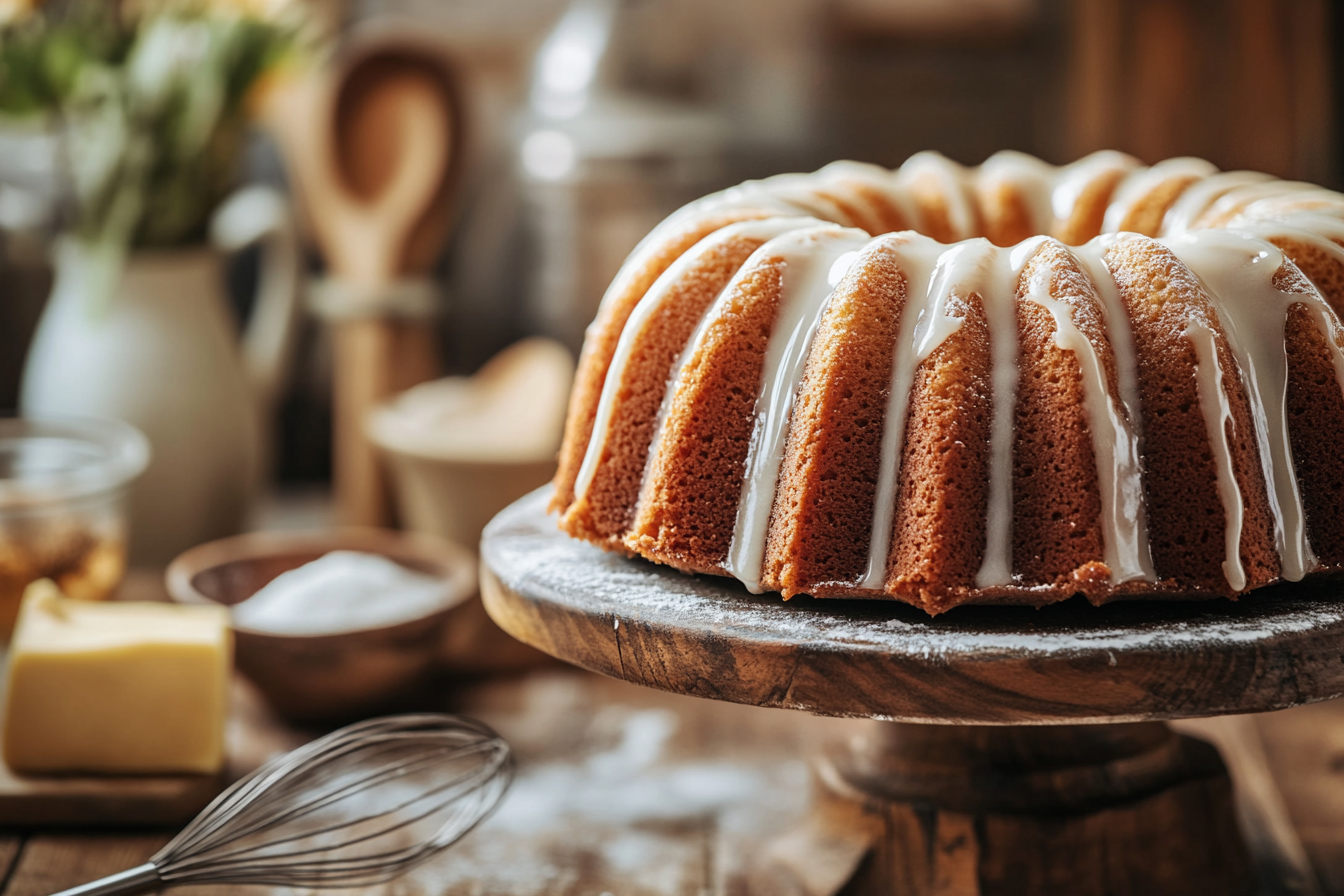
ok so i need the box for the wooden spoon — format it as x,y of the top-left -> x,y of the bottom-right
263,37 -> 463,525
327,61 -> 453,283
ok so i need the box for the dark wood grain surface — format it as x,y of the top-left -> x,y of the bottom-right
1,671 -> 870,896
11,483 -> 1344,895
481,488 -> 1344,724
0,767 -> 223,828
4,671 -> 1344,894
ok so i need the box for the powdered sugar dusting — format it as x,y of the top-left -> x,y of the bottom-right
484,488 -> 1344,722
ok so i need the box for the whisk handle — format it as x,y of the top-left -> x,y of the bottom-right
48,863 -> 162,896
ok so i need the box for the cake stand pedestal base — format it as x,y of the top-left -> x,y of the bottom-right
817,720 -> 1251,895
482,489 -> 1344,896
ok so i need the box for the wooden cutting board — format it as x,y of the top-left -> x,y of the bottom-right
0,763 -> 224,827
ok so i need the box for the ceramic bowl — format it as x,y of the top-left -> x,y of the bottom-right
166,528 -> 475,722
366,338 -> 572,549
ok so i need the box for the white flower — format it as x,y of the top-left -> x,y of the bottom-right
0,0 -> 39,26
126,17 -> 211,114
212,0 -> 297,21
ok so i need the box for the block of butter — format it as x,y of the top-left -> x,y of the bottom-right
3,580 -> 232,775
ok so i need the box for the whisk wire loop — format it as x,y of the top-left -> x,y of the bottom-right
157,768 -> 512,889
165,735 -> 496,869
174,726 -> 401,846
172,750 -> 503,877
118,713 -> 511,891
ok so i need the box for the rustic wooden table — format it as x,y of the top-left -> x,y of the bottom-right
0,669 -> 869,896
9,483 -> 1344,896
2,670 -> 1344,896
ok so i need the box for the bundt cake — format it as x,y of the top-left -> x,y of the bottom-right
550,150 -> 1344,614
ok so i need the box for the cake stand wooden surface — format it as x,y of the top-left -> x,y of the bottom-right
481,488 -> 1344,895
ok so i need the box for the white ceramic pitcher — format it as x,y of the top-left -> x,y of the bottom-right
21,187 -> 302,566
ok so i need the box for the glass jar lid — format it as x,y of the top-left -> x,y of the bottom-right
0,417 -> 150,508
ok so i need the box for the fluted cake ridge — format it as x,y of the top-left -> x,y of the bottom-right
551,150 -> 1344,614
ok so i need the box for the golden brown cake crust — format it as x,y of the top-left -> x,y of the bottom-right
552,152 -> 1344,612
1011,243 -> 1111,597
849,183 -> 912,235
624,261 -> 785,572
885,292 -> 995,612
905,172 -> 976,244
759,239 -> 909,597
1114,175 -> 1203,236
811,186 -> 894,237
560,233 -> 772,547
1269,235 -> 1344,318
1055,166 -> 1129,246
1282,283 -> 1344,571
978,182 -> 1036,248
1104,237 -> 1278,594
551,209 -> 775,513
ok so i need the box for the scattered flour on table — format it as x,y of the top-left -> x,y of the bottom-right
418,703 -> 809,893
232,550 -> 452,635
486,708 -> 786,835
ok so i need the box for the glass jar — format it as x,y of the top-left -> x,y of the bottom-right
0,417 -> 150,638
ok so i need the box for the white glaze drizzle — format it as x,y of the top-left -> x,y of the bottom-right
897,151 -> 977,240
976,238 -> 1051,588
591,183 -> 815,318
758,176 -> 861,227
726,226 -> 873,593
1024,245 -> 1155,584
1229,218 -> 1344,425
815,160 -> 894,182
1165,230 -> 1344,581
1238,210 -> 1344,249
594,152 -> 1344,598
1101,157 -> 1218,234
1230,217 -> 1344,405
813,160 -> 916,233
1050,151 -> 1138,227
980,151 -> 1056,234
1161,171 -> 1275,236
1193,180 -> 1318,228
635,224 -> 852,528
574,216 -> 830,500
1235,194 -> 1344,230
1229,216 -> 1344,286
1234,211 -> 1344,241
858,234 -> 978,589
1184,319 -> 1247,590
1070,237 -> 1157,582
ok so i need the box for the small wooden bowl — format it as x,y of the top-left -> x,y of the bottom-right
166,529 -> 476,723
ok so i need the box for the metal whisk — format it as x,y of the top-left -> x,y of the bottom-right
54,714 -> 513,896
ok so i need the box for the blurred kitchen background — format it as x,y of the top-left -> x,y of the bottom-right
0,0 -> 1338,546
1,2 -> 1342,888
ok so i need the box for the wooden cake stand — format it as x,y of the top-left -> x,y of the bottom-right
480,489 -> 1344,895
